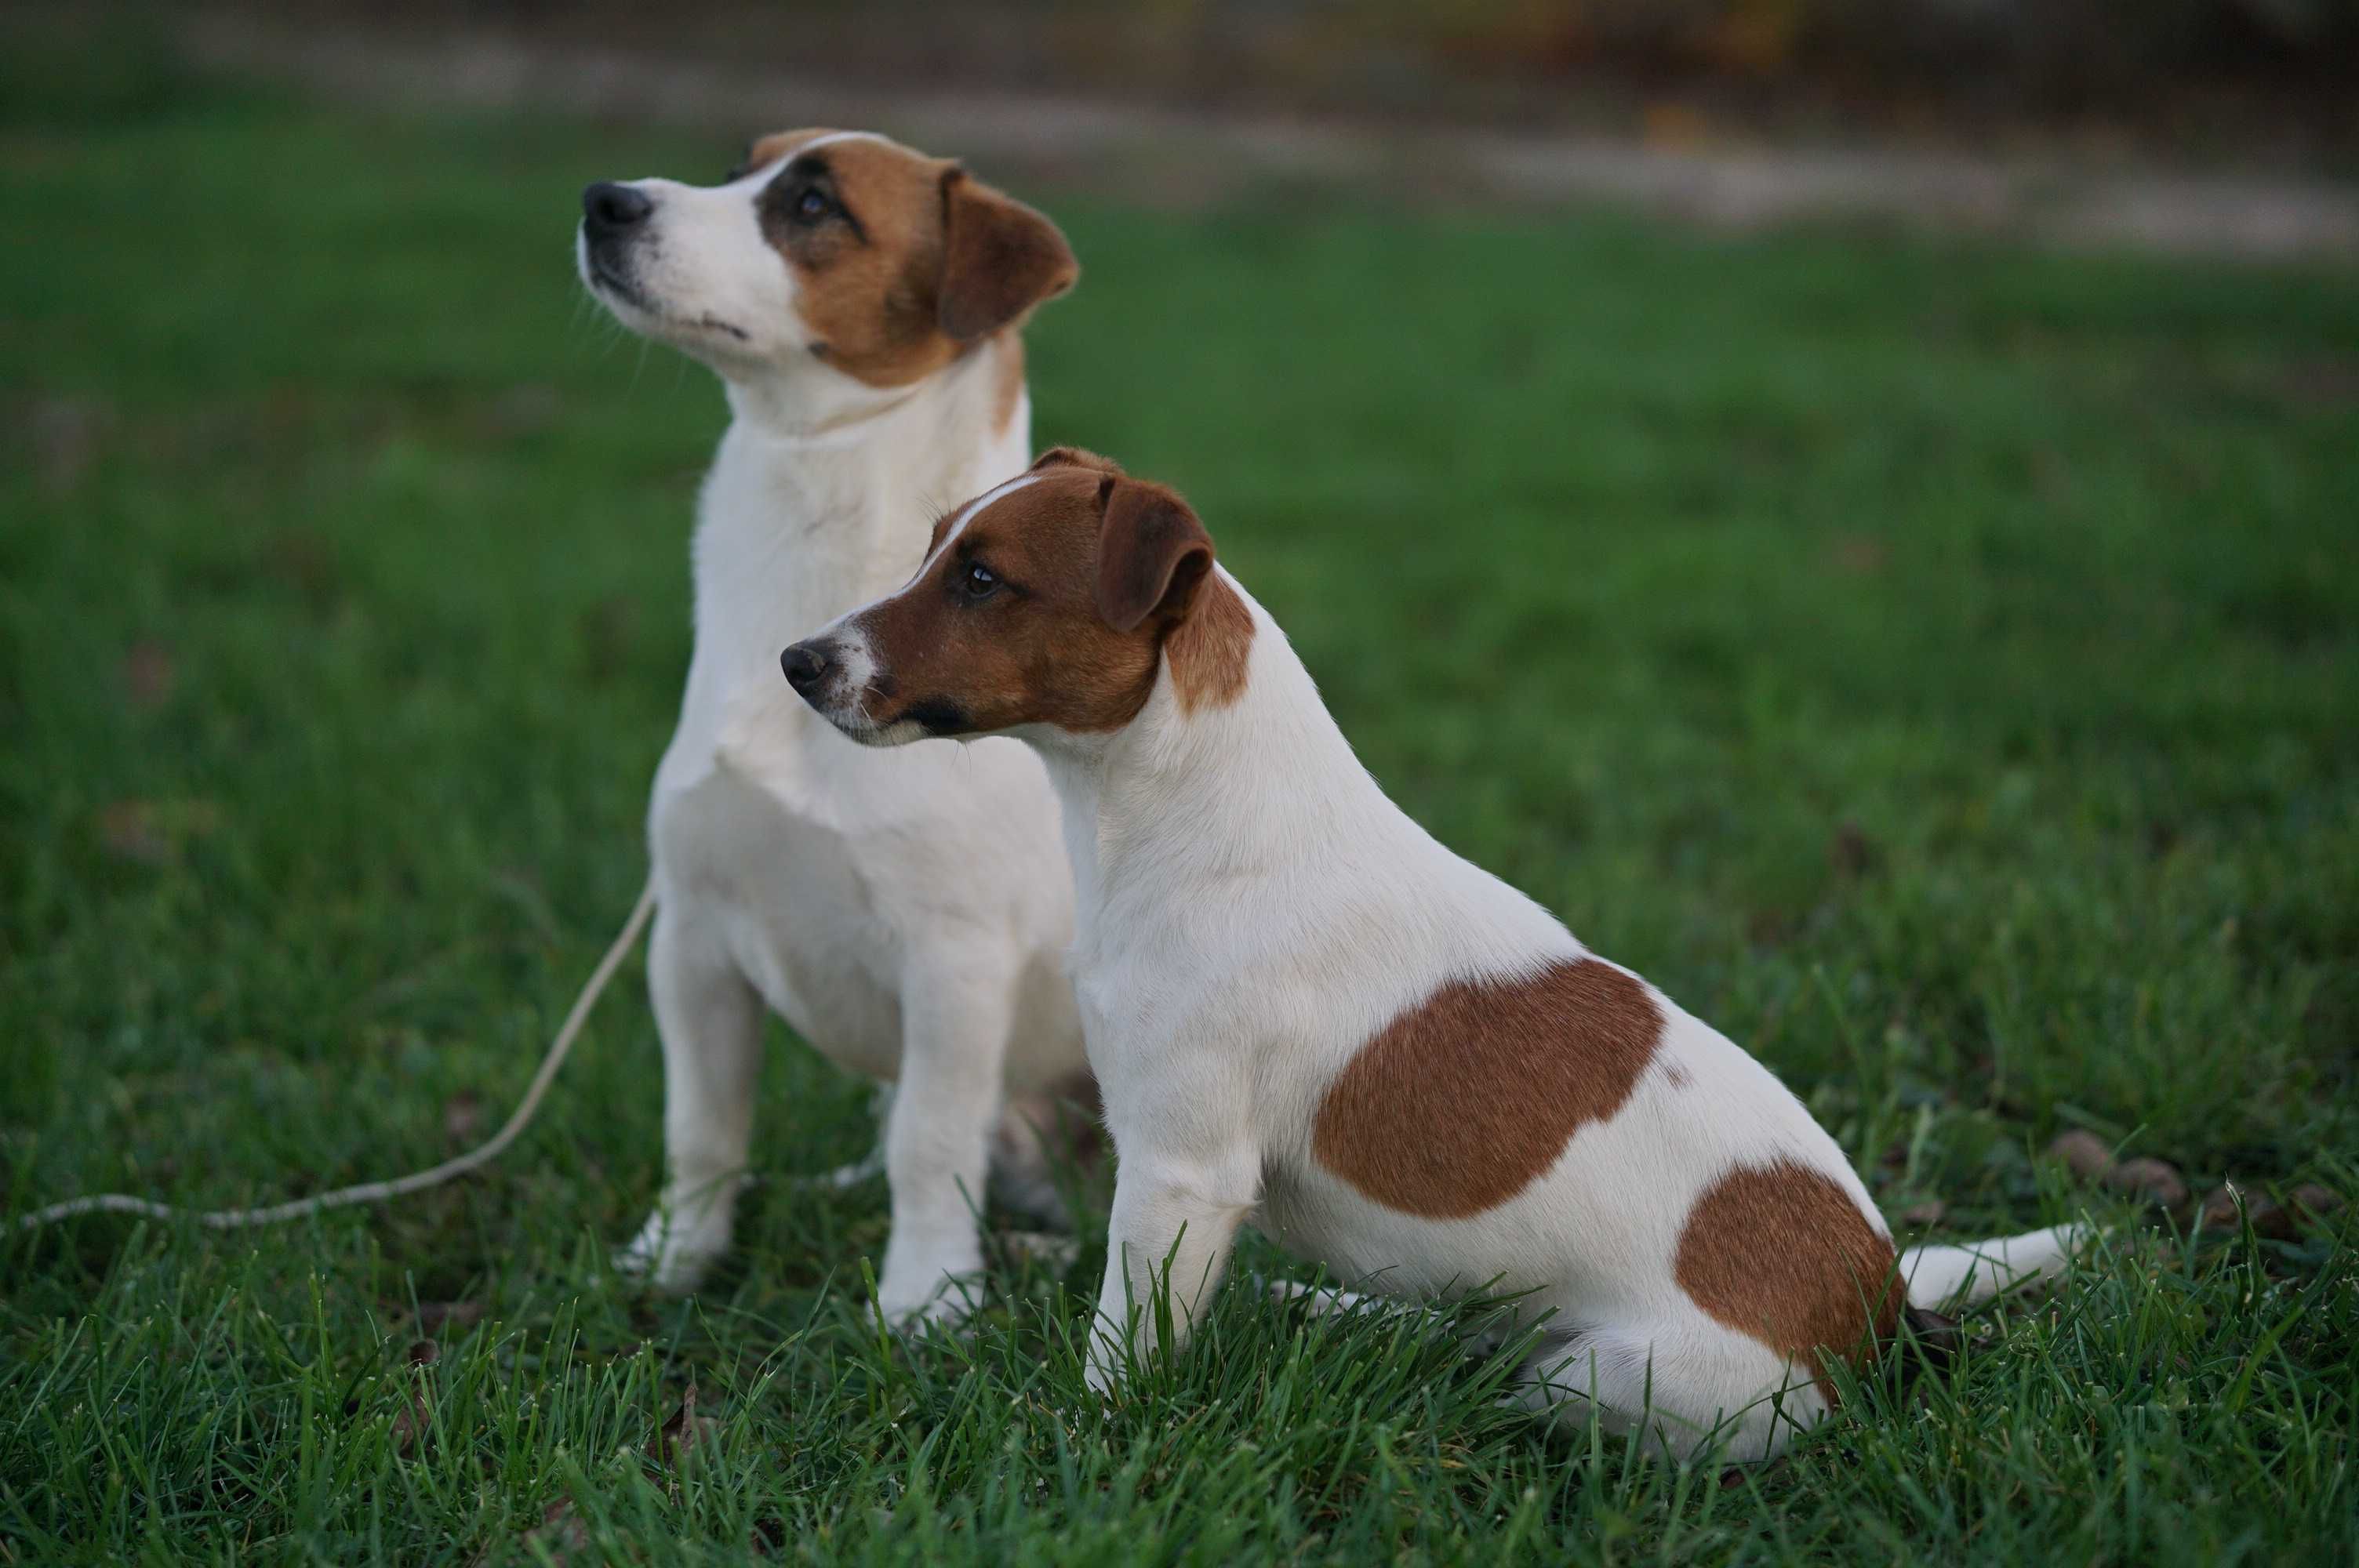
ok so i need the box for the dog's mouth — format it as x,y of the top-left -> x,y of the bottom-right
787,672 -> 965,749
579,236 -> 653,310
579,238 -> 752,345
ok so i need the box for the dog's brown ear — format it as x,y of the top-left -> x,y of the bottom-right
1030,446 -> 1124,477
938,170 -> 1079,342
1096,477 -> 1213,633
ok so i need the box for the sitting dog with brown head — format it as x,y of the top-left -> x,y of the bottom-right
579,131 -> 1089,1324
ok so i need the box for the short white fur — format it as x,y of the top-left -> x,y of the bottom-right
819,488 -> 2087,1457
580,137 -> 1088,1324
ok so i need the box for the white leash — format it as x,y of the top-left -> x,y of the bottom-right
15,880 -> 658,1232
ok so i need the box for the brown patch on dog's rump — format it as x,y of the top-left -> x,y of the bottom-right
761,137 -> 1074,389
1311,958 -> 1663,1218
1166,575 -> 1254,713
1674,1160 -> 1903,1402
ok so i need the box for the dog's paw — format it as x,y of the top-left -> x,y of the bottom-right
1081,1338 -> 1125,1399
615,1207 -> 732,1294
873,1269 -> 983,1333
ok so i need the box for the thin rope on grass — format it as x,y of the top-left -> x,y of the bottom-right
15,880 -> 659,1232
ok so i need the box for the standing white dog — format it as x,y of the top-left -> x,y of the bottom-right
780,448 -> 2086,1457
577,130 -> 1090,1323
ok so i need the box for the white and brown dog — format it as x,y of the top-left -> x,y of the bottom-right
780,449 -> 2087,1458
577,131 -> 1092,1323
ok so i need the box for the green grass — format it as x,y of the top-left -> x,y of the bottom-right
5,47 -> 2358,1567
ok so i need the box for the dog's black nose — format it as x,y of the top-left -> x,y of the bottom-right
582,181 -> 653,236
780,641 -> 831,694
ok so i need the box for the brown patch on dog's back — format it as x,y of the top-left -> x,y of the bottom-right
1166,576 -> 1254,712
1674,1161 -> 1902,1400
1313,958 -> 1663,1218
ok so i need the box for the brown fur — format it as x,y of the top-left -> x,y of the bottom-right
1166,576 -> 1255,713
1311,959 -> 1664,1219
1673,1161 -> 1903,1402
747,130 -> 1077,388
857,468 -> 1168,735
845,465 -> 1244,738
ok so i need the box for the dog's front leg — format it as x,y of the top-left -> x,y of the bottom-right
872,949 -> 1020,1327
619,902 -> 764,1292
1085,1142 -> 1259,1394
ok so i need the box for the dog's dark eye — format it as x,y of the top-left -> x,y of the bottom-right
959,562 -> 1000,601
795,187 -> 831,220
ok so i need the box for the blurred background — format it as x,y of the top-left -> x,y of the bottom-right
2,5 -> 2355,1558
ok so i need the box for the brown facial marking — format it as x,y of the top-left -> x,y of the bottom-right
849,465 -> 1241,739
754,135 -> 1076,389
1674,1161 -> 1903,1403
855,468 -> 1165,735
1312,958 -> 1663,1219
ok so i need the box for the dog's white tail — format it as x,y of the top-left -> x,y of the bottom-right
1901,1223 -> 2090,1309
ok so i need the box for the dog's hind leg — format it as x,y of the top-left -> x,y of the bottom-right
1508,1319 -> 1826,1464
618,902 -> 764,1292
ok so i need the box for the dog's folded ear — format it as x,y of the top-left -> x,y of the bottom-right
937,170 -> 1080,342
1096,477 -> 1214,633
1030,446 -> 1124,477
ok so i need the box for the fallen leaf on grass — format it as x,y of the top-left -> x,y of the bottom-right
1895,1198 -> 1946,1228
2046,1130 -> 2117,1181
443,1091 -> 484,1147
469,1501 -> 591,1568
2102,1157 -> 2190,1213
646,1383 -> 718,1468
416,1301 -> 485,1334
1828,820 -> 1880,878
391,1341 -> 438,1455
2198,1184 -> 2247,1230
96,799 -> 223,865
1899,1305 -> 1967,1380
528,1501 -> 592,1563
2288,1184 -> 2343,1225
120,641 -> 175,709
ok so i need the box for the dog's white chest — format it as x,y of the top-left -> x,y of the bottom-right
652,710 -> 907,1079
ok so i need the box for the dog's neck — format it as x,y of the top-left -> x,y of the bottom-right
688,337 -> 1030,703
1031,581 -> 1403,926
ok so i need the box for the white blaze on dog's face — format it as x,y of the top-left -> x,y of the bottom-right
576,128 -> 1077,385
780,448 -> 1256,745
